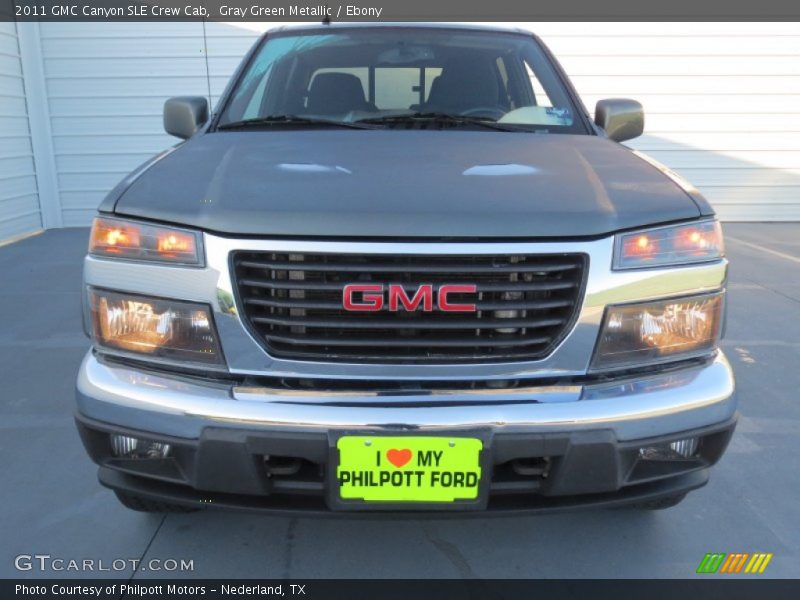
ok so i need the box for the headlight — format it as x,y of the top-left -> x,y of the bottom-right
89,289 -> 223,366
592,292 -> 723,370
89,216 -> 203,265
614,220 -> 723,270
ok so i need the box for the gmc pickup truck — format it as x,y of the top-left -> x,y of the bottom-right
75,23 -> 736,514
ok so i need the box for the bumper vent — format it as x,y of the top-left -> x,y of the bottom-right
233,251 -> 587,363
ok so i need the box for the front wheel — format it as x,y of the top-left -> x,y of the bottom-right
114,491 -> 199,513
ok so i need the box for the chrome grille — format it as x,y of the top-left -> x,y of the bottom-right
233,252 -> 587,363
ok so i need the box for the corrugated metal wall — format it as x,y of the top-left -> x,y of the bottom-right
38,22 -> 209,226
1,21 -> 798,242
0,22 -> 41,242
531,22 -> 800,221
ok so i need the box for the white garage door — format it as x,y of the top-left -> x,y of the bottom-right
0,22 -> 41,242
531,22 -> 800,221
37,22 -> 211,226
2,21 -> 798,240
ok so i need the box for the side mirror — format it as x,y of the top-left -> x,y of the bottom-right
595,99 -> 644,142
164,96 -> 209,139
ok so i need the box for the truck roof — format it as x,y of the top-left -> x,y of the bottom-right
267,22 -> 533,36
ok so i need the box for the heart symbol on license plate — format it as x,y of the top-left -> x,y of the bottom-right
386,448 -> 412,468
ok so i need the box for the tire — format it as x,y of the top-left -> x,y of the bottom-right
114,491 -> 199,513
629,493 -> 687,510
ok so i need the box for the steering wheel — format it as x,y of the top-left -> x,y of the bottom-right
460,106 -> 507,120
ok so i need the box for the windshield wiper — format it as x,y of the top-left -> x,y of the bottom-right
357,112 -> 523,132
217,115 -> 377,130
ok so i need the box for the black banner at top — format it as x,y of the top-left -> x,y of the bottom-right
4,0 -> 800,21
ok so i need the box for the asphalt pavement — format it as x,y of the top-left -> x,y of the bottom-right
1,223 -> 798,579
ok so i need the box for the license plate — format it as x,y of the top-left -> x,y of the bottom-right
336,436 -> 483,503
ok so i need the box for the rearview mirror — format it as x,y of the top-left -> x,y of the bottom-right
595,99 -> 644,142
164,97 -> 209,139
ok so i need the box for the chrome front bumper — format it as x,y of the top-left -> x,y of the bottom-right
76,350 -> 736,442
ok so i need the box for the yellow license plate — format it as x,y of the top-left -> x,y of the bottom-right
336,436 -> 483,502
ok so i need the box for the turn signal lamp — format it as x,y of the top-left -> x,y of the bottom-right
89,217 -> 202,265
614,220 -> 723,269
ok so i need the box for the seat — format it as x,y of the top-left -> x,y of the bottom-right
306,73 -> 370,116
425,59 -> 500,114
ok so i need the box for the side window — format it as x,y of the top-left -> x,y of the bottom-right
303,67 -> 443,111
525,61 -> 553,107
374,68 -> 420,109
424,67 -> 443,101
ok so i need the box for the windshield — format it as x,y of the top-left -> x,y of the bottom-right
217,28 -> 586,133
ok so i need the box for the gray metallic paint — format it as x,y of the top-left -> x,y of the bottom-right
163,96 -> 210,140
109,131 -> 706,238
594,98 -> 644,143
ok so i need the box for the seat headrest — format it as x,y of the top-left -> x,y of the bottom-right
307,73 -> 368,115
426,60 -> 499,113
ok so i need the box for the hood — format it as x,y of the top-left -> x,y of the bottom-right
112,130 -> 702,238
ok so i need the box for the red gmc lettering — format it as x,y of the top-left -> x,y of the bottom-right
388,284 -> 434,312
438,284 -> 478,312
343,284 -> 384,311
344,284 -> 477,312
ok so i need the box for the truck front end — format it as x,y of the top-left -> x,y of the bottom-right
74,24 -> 736,514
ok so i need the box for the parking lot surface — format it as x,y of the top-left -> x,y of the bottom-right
1,223 -> 798,579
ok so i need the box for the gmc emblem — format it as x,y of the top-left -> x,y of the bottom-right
343,283 -> 478,312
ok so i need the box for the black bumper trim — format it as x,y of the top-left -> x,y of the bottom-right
77,411 -> 736,515
98,466 -> 711,518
